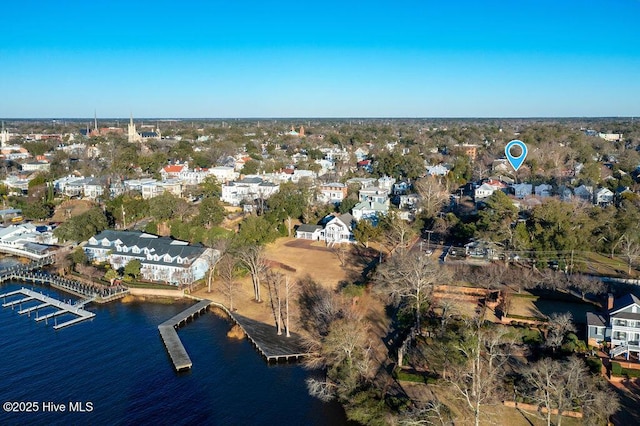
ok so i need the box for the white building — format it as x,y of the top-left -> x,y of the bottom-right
351,200 -> 388,222
209,166 -> 239,183
220,177 -> 280,206
84,230 -> 218,286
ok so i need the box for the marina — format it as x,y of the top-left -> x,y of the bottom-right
0,287 -> 95,329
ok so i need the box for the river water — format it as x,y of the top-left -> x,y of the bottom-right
0,273 -> 348,425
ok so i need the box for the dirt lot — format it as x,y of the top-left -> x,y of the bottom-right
51,199 -> 95,222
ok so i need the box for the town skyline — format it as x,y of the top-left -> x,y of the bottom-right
2,1 -> 639,118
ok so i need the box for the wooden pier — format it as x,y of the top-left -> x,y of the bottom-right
210,302 -> 312,363
158,299 -> 212,372
0,287 -> 95,329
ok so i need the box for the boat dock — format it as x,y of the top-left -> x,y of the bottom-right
208,302 -> 311,363
158,299 -> 211,372
0,287 -> 95,329
157,299 -> 312,371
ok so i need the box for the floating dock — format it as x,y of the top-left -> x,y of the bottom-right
158,299 -> 211,372
0,287 -> 95,329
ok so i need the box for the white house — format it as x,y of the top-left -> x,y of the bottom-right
587,294 -> 640,361
209,166 -> 238,183
220,177 -> 280,206
474,183 -> 498,201
359,187 -> 390,205
352,200 -> 388,222
323,213 -> 355,244
377,176 -> 396,191
595,187 -> 614,205
84,230 -> 218,286
426,164 -> 449,176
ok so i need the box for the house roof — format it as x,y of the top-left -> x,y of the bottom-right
586,312 -> 606,327
163,165 -> 185,173
353,200 -> 388,212
335,213 -> 354,228
297,224 -> 322,233
611,294 -> 640,314
86,230 -> 207,263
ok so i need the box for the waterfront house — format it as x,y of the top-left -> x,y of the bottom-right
587,294 -> 640,361
84,230 -> 218,286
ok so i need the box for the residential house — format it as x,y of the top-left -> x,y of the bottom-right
574,185 -> 593,201
397,193 -> 420,210
557,186 -> 573,201
595,187 -> 614,206
426,164 -> 449,176
377,176 -> 396,191
209,166 -> 238,183
492,159 -> 510,173
587,294 -> 640,361
511,183 -> 533,199
220,177 -> 280,206
161,163 -> 188,180
318,182 -> 348,204
534,184 -> 553,198
464,240 -> 502,260
295,224 -> 323,241
346,177 -> 376,189
392,181 -> 411,196
20,159 -> 50,172
352,200 -> 388,223
359,187 -> 390,205
474,180 -> 507,201
83,230 -> 218,286
323,213 -> 355,244
63,176 -> 105,200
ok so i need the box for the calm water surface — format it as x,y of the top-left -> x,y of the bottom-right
0,273 -> 347,426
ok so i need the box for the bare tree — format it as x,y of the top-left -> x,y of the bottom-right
619,232 -> 640,276
265,270 -> 284,335
374,252 -> 450,333
522,357 -> 561,426
522,357 -> 619,426
545,312 -> 576,352
414,176 -> 450,219
217,254 -> 239,311
235,244 -> 267,302
297,276 -> 343,345
207,239 -> 229,293
331,243 -> 350,267
284,276 -> 297,337
398,399 -> 454,426
444,320 -> 511,426
381,212 -> 417,256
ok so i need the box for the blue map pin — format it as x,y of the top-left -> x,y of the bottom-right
505,140 -> 528,172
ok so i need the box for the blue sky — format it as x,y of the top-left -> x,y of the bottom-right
1,0 -> 639,118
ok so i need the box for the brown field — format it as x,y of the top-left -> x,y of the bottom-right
263,238 -> 356,287
51,199 -> 96,222
193,237 -> 366,326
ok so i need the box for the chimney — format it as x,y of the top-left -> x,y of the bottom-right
607,293 -> 614,311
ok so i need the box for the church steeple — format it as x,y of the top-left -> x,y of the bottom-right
127,113 -> 141,143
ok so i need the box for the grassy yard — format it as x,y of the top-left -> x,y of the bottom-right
509,294 -> 596,324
